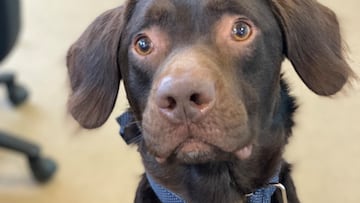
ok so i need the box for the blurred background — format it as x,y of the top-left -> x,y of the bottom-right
0,0 -> 359,202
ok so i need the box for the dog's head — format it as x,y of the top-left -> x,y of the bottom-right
67,0 -> 353,165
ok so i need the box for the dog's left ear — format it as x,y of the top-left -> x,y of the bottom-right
271,0 -> 355,96
66,6 -> 125,129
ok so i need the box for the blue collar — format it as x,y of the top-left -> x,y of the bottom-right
147,174 -> 185,203
147,172 -> 280,203
117,112 -> 285,203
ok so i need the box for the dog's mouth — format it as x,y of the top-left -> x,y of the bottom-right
154,138 -> 253,164
142,78 -> 253,164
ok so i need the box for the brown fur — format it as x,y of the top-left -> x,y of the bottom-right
66,0 -> 354,202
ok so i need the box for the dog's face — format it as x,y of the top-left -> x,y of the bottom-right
120,0 -> 284,164
67,0 -> 353,165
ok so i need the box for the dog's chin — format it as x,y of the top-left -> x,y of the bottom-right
157,139 -> 254,164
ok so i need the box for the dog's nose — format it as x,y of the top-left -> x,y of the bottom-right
155,74 -> 216,122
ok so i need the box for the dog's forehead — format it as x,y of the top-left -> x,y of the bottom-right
127,0 -> 275,32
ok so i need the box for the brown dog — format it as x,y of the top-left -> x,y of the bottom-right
66,0 -> 354,202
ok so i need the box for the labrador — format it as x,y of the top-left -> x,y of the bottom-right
66,0 -> 354,202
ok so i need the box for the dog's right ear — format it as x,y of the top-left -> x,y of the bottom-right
67,6 -> 125,129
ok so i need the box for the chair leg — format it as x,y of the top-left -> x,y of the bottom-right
0,73 -> 28,106
0,131 -> 40,157
0,132 -> 57,183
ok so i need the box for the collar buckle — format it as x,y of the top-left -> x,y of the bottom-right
245,182 -> 287,203
270,183 -> 288,203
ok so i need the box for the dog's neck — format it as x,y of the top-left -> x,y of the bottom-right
137,132 -> 285,202
145,161 -> 282,203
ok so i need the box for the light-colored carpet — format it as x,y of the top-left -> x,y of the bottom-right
0,0 -> 359,202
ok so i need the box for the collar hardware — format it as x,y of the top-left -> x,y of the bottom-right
270,183 -> 288,203
117,111 -> 142,145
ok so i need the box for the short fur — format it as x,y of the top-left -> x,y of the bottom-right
66,0 -> 354,202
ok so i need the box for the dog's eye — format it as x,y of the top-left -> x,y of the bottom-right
134,35 -> 153,56
232,21 -> 252,41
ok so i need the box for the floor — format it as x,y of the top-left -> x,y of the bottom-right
0,0 -> 359,202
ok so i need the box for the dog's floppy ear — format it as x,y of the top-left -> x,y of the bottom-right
67,6 -> 125,129
271,0 -> 354,96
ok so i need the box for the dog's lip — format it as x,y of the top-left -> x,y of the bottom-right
234,144 -> 253,160
176,138 -> 210,152
154,138 -> 212,164
154,138 -> 253,164
155,157 -> 167,164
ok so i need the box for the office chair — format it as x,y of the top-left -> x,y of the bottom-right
0,0 -> 57,183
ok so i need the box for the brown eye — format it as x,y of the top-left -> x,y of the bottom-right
134,35 -> 153,55
232,21 -> 252,41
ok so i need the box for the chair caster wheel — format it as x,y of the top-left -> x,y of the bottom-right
8,84 -> 28,106
1,73 -> 29,106
28,156 -> 57,183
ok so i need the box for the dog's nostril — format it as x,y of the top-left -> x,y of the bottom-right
157,95 -> 177,110
190,90 -> 214,109
167,96 -> 177,110
190,93 -> 199,104
190,93 -> 204,106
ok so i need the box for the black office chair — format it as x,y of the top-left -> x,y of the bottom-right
0,0 -> 56,183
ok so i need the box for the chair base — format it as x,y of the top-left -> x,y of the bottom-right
0,72 -> 28,106
28,156 -> 57,183
1,72 -> 56,183
0,131 -> 57,183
